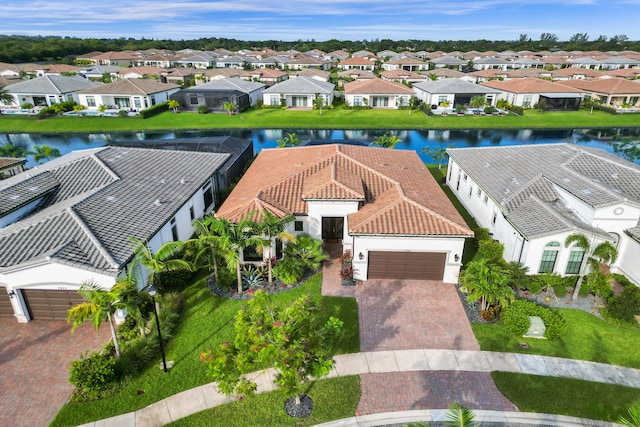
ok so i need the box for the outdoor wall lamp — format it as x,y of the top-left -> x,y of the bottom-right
358,252 -> 364,260
8,290 -> 16,299
454,254 -> 460,262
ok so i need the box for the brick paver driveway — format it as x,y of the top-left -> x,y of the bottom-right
0,317 -> 110,427
357,279 -> 480,352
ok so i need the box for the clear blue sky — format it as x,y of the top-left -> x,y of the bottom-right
2,0 -> 639,42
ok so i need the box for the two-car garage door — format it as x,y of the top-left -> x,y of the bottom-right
22,289 -> 84,320
367,251 -> 446,280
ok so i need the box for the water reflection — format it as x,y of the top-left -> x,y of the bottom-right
2,128 -> 639,168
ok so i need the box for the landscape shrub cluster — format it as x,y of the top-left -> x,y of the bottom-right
503,299 -> 568,339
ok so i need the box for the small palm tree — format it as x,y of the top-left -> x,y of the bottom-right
619,406 -> 640,427
186,216 -> 225,283
256,211 -> 296,287
371,133 -> 401,148
460,258 -> 513,314
564,233 -> 619,300
32,145 -> 61,164
444,402 -> 478,427
128,237 -> 193,290
469,95 -> 486,113
67,280 -> 128,357
223,102 -> 237,115
0,84 -> 14,105
276,132 -> 300,148
216,217 -> 263,294
167,99 -> 180,113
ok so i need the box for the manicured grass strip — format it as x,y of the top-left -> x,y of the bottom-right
492,372 -> 640,422
165,375 -> 361,427
1,107 -> 638,133
473,308 -> 640,368
50,273 -> 359,427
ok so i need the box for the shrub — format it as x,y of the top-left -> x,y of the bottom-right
484,105 -> 497,114
197,105 -> 208,114
155,268 -> 193,292
117,109 -> 128,117
139,101 -> 169,119
474,227 -> 491,242
21,103 -> 34,110
507,105 -> 525,115
478,239 -> 504,262
273,256 -> 305,285
605,286 -> 640,324
503,299 -> 567,339
69,350 -> 117,399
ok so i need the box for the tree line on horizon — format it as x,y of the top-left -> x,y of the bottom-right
0,33 -> 637,64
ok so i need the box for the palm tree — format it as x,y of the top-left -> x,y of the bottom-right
619,406 -> 640,427
167,99 -> 180,113
469,95 -> 486,113
186,216 -> 225,283
371,133 -> 401,148
223,102 -> 237,116
564,233 -> 619,300
313,94 -> 324,115
216,216 -> 263,294
256,211 -> 296,287
459,258 -> 513,313
444,402 -> 478,427
0,142 -> 31,158
422,144 -> 453,169
128,237 -> 193,290
0,84 -> 14,105
276,132 -> 300,148
32,145 -> 61,164
67,280 -> 128,357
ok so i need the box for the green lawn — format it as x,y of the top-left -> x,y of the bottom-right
473,308 -> 640,368
492,372 -> 640,423
1,106 -> 638,133
165,376 -> 361,427
50,272 -> 359,427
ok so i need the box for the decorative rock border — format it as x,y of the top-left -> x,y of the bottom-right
206,271 -> 316,300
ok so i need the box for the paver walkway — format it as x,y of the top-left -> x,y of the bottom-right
0,317 -> 110,427
80,349 -> 640,427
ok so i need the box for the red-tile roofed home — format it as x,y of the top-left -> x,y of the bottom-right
481,78 -> 583,110
216,144 -> 473,282
560,77 -> 640,109
344,78 -> 416,109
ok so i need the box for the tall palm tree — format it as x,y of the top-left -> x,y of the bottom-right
256,211 -> 296,287
216,216 -> 263,294
186,216 -> 225,283
128,237 -> 193,290
564,233 -> 619,300
67,280 -> 128,357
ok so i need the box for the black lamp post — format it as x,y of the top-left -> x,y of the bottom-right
148,285 -> 168,373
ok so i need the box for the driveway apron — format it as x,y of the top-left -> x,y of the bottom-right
0,317 -> 110,427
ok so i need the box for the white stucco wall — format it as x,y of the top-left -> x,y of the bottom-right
306,200 -> 360,243
617,234 -> 640,286
351,235 -> 466,283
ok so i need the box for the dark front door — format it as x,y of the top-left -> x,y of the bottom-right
322,217 -> 344,242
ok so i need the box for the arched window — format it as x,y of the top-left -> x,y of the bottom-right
538,241 -> 560,273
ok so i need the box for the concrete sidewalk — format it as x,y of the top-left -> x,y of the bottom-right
78,349 -> 640,427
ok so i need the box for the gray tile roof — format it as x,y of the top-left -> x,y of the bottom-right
448,143 -> 640,238
6,75 -> 101,95
0,172 -> 59,216
0,146 -> 230,275
263,76 -> 334,94
77,79 -> 179,95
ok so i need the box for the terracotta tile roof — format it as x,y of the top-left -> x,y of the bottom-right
241,68 -> 287,79
0,157 -> 26,169
116,66 -> 165,76
601,68 -> 640,79
481,78 -> 583,94
344,78 -> 415,95
339,57 -> 376,66
552,68 -> 603,78
559,77 -> 640,94
217,145 -> 472,237
380,70 -> 426,80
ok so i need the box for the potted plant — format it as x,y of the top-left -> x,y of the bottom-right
339,264 -> 354,286
484,105 -> 497,116
455,104 -> 467,116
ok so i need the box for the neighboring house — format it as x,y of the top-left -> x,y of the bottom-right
551,67 -> 603,80
216,144 -> 473,283
472,57 -> 511,71
241,68 -> 289,86
510,58 -> 546,69
262,76 -> 334,108
380,69 -> 427,84
173,53 -> 216,69
171,77 -> 265,111
481,78 -> 583,110
381,57 -> 427,72
413,79 -> 501,108
338,57 -> 376,71
0,62 -> 40,78
79,51 -> 139,67
160,67 -> 199,86
0,147 -> 232,322
337,69 -> 376,80
294,68 -> 331,82
197,68 -> 244,82
4,75 -> 102,107
446,143 -> 640,286
33,64 -> 82,77
0,157 -> 26,179
601,68 -> 640,80
284,56 -> 333,71
215,56 -> 250,69
423,68 -> 470,81
559,78 -> 640,109
114,66 -> 165,80
324,50 -> 350,61
78,65 -> 125,81
430,56 -> 467,70
344,78 -> 415,108
76,79 -> 180,111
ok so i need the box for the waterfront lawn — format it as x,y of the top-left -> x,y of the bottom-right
473,308 -> 640,369
1,106 -> 639,133
492,373 -> 640,423
50,273 -> 359,427
165,376 -> 361,427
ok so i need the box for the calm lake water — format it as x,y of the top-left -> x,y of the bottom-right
2,128 -> 639,168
